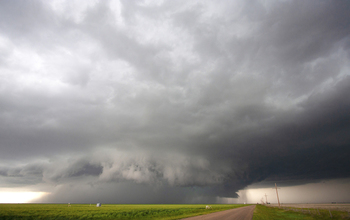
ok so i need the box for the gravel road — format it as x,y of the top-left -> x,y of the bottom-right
181,205 -> 256,220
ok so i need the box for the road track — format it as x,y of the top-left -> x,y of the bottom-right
181,205 -> 255,220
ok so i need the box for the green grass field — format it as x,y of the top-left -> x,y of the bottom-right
253,205 -> 350,220
0,204 -> 249,220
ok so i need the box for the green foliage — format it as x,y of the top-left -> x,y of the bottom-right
0,204 -> 249,220
253,205 -> 350,220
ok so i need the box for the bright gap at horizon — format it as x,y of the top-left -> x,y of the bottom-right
219,179 -> 350,204
0,191 -> 49,203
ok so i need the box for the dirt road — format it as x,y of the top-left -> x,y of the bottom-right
181,205 -> 256,220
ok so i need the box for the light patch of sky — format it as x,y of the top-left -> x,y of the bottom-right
94,59 -> 136,83
0,44 -> 67,95
94,72 -> 164,110
306,47 -> 349,93
121,4 -> 202,70
132,16 -> 199,70
0,34 -> 10,48
317,77 -> 335,94
138,0 -> 165,7
0,49 -> 64,98
264,93 -> 308,112
201,1 -> 242,20
202,1 -> 257,39
265,48 -> 350,112
16,74 -> 67,96
264,47 -> 350,112
336,61 -> 350,82
72,32 -> 101,56
8,46 -> 44,73
42,43 -> 98,87
47,0 -> 99,24
0,35 -> 14,61
108,0 -> 125,28
0,188 -> 50,203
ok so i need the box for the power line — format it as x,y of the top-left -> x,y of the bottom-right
272,183 -> 281,207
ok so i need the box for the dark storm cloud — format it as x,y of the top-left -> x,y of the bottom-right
43,159 -> 103,183
66,161 -> 103,178
0,163 -> 44,186
217,77 -> 350,177
0,0 -> 349,203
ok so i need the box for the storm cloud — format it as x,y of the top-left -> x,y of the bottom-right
0,0 -> 349,203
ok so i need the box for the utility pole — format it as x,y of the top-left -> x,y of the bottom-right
273,183 -> 281,207
265,193 -> 268,204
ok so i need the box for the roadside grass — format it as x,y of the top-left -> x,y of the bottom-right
253,205 -> 350,220
0,204 -> 249,220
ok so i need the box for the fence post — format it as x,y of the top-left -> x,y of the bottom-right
329,209 -> 332,218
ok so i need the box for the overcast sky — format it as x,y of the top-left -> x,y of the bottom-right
0,0 -> 350,204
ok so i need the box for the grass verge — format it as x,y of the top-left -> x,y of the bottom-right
253,205 -> 350,220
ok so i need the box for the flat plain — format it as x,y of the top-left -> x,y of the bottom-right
0,204 -> 249,220
258,204 -> 350,220
254,204 -> 350,220
268,203 -> 350,212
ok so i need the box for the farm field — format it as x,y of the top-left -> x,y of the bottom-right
268,203 -> 350,212
254,204 -> 350,220
0,204 -> 249,220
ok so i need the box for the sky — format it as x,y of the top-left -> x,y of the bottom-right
0,0 -> 350,204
